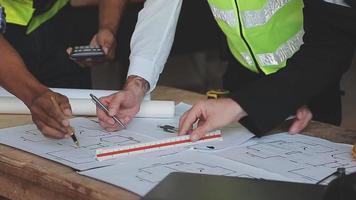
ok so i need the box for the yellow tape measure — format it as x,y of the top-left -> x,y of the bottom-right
206,89 -> 230,99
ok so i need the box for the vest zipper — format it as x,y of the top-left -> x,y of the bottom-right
233,0 -> 264,74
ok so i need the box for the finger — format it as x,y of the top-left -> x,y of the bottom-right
178,112 -> 192,136
66,47 -> 72,56
99,119 -> 118,130
102,47 -> 109,55
197,119 -> 206,127
34,119 -> 67,139
32,105 -> 68,133
56,95 -> 72,117
105,126 -> 120,132
106,42 -> 116,60
123,116 -> 132,125
178,113 -> 197,136
289,118 -> 303,134
90,35 -> 99,47
97,33 -> 114,55
289,109 -> 312,134
179,107 -> 201,136
178,112 -> 188,135
48,96 -> 70,127
97,106 -> 115,126
107,94 -> 124,116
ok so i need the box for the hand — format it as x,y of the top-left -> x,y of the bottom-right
67,28 -> 116,67
28,90 -> 73,139
288,105 -> 313,134
178,98 -> 247,141
97,76 -> 148,131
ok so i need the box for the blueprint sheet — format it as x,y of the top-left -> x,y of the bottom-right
214,133 -> 356,184
79,150 -> 288,196
2,102 -> 353,196
0,103 -> 254,171
80,133 -> 356,196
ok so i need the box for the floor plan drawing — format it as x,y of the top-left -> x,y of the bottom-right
80,150 -> 285,196
2,110 -> 355,197
136,161 -> 238,183
215,133 -> 356,183
0,118 -> 160,170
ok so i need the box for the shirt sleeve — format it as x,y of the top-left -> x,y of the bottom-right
127,0 -> 183,92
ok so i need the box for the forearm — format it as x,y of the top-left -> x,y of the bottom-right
0,36 -> 48,106
99,0 -> 129,36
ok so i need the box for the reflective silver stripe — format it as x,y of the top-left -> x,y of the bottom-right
242,0 -> 291,28
209,4 -> 237,27
256,29 -> 304,66
241,52 -> 255,66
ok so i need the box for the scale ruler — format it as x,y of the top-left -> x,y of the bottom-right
95,130 -> 222,161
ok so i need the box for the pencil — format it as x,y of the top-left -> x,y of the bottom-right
50,96 -> 80,147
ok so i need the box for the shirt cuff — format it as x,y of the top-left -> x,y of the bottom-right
127,56 -> 160,93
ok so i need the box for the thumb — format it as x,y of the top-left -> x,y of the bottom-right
289,117 -> 303,134
66,47 -> 72,56
90,34 -> 99,47
102,46 -> 109,55
97,33 -> 113,55
289,109 -> 312,134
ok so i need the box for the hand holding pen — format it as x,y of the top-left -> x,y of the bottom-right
93,76 -> 148,132
90,94 -> 127,131
50,96 -> 80,147
27,90 -> 77,140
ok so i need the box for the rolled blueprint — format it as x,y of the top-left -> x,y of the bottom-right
0,88 -> 174,118
0,87 -> 150,99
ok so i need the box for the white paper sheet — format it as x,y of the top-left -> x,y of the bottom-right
2,101 -> 354,196
79,150 -> 288,196
0,115 -> 198,170
214,133 -> 356,184
0,118 -> 160,170
0,102 -> 254,171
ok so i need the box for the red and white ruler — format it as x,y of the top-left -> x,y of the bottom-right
95,130 -> 222,161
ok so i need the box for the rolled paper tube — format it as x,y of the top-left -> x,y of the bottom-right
0,87 -> 151,100
0,97 -> 175,118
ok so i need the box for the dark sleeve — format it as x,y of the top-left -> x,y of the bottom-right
229,1 -> 356,136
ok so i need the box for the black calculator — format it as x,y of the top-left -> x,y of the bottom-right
69,45 -> 105,60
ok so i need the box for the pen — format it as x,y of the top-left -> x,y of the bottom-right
50,96 -> 80,147
90,93 -> 127,129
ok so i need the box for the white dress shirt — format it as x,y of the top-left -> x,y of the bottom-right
127,0 -> 183,92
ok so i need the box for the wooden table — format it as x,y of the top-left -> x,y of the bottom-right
0,86 -> 355,200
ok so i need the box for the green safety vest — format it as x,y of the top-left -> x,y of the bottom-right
0,0 -> 69,34
207,0 -> 304,74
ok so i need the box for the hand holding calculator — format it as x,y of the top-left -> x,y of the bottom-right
69,45 -> 105,61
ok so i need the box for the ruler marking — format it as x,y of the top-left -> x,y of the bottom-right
96,131 -> 222,160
